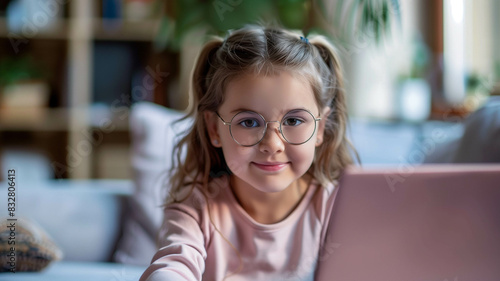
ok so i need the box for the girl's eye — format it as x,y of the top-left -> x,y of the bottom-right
283,117 -> 304,126
238,119 -> 260,128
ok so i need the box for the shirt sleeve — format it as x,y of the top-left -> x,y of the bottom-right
139,191 -> 210,281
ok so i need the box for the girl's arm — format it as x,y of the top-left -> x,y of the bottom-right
139,199 -> 209,281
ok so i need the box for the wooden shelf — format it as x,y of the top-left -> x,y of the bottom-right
0,106 -> 130,132
0,18 -> 69,40
0,108 -> 69,131
93,19 -> 160,41
87,106 -> 130,132
0,17 -> 160,42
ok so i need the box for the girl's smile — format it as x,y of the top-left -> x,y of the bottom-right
251,161 -> 290,173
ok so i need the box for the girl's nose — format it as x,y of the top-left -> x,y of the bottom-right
258,123 -> 285,153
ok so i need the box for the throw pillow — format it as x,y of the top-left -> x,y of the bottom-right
113,102 -> 192,266
0,217 -> 63,272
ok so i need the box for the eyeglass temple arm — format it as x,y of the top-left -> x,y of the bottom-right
215,112 -> 232,126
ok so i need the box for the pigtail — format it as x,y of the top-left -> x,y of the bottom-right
169,37 -> 224,203
190,38 -> 224,113
309,37 -> 359,184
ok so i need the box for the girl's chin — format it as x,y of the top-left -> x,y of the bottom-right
238,177 -> 297,194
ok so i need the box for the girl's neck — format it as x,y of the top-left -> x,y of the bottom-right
229,174 -> 312,224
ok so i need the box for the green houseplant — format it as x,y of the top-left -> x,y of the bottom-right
395,36 -> 432,122
155,0 -> 401,51
0,57 -> 49,111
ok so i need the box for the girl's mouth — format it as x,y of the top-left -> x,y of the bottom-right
252,162 -> 288,172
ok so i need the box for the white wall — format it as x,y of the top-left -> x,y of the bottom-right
464,0 -> 494,78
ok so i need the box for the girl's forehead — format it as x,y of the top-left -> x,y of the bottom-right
222,71 -> 318,115
227,70 -> 308,88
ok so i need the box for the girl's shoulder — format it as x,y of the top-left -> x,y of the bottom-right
163,176 -> 233,244
308,179 -> 339,245
309,178 -> 338,220
166,176 -> 231,216
310,177 -> 338,201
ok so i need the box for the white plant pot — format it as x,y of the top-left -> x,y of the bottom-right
397,79 -> 431,122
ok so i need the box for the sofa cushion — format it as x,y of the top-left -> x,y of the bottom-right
0,217 -> 63,272
113,102 -> 192,266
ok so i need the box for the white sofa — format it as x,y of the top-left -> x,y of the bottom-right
0,102 -> 466,280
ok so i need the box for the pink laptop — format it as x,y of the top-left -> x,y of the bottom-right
315,164 -> 500,281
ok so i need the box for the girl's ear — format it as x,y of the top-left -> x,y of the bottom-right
204,111 -> 222,147
315,106 -> 331,147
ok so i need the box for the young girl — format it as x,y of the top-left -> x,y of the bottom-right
140,24 -> 356,281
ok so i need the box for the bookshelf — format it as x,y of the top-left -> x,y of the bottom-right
0,0 -> 178,179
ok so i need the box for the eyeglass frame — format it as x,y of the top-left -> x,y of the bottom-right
215,109 -> 322,147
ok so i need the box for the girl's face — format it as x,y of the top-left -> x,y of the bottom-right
205,71 -> 328,193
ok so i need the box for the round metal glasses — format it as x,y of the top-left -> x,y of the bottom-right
216,109 -> 321,147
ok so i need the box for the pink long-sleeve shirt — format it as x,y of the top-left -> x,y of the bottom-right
140,175 -> 337,281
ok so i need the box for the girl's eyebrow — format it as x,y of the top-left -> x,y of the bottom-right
229,107 -> 316,115
230,108 -> 254,114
